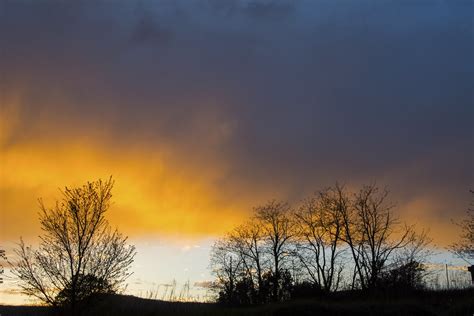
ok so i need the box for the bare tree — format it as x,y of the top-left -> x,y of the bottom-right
381,229 -> 432,290
209,183 -> 433,302
209,238 -> 242,303
11,178 -> 136,311
228,221 -> 266,300
450,190 -> 474,264
0,248 -> 5,285
341,184 -> 417,290
295,185 -> 346,292
255,200 -> 296,301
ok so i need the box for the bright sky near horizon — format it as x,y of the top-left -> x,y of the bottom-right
0,0 -> 472,305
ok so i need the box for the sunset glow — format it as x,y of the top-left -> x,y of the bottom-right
0,0 -> 472,307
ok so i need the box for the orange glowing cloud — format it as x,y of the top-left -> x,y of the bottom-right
0,97 -> 468,247
0,99 -> 251,241
0,138 -> 250,240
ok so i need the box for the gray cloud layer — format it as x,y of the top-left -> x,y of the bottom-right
1,0 -> 473,218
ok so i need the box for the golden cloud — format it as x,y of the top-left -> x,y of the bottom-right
0,98 -> 466,247
0,102 -> 247,240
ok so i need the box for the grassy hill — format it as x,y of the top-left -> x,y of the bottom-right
1,288 -> 473,316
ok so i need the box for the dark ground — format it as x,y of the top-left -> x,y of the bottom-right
1,288 -> 472,316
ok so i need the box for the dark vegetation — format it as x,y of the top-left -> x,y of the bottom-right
209,184 -> 433,305
0,248 -> 5,284
3,180 -> 473,315
9,178 -> 136,315
0,288 -> 473,316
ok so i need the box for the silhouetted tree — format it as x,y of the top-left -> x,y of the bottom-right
255,200 -> 296,301
228,221 -> 266,302
210,238 -> 242,304
378,229 -> 431,290
450,190 -> 474,263
55,273 -> 114,305
294,185 -> 346,292
11,178 -> 136,312
234,275 -> 256,305
341,184 -> 419,290
377,260 -> 426,290
260,269 -> 294,301
210,183 -> 432,303
0,248 -> 5,285
211,202 -> 297,304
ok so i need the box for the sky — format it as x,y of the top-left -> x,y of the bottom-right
0,0 -> 473,305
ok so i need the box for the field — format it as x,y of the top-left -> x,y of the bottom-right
1,288 -> 472,316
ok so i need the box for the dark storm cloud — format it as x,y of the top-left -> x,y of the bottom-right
204,0 -> 295,18
1,0 -> 472,217
131,14 -> 173,45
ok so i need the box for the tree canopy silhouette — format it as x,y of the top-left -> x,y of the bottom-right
0,248 -> 5,285
11,178 -> 136,310
210,183 -> 431,304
